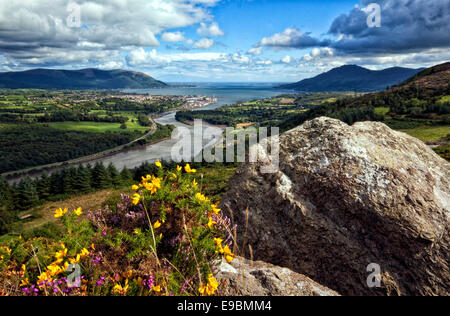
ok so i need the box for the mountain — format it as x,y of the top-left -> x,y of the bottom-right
0,68 -> 167,89
278,62 -> 450,134
278,65 -> 424,92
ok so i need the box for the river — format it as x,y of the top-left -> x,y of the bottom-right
90,83 -> 289,170
7,83 -> 289,182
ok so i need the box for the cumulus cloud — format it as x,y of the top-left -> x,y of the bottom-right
281,55 -> 292,64
258,27 -> 328,49
161,32 -> 186,43
302,48 -> 334,61
194,38 -> 215,49
231,53 -> 250,64
0,0 -> 220,67
328,0 -> 450,54
126,48 -> 228,68
247,47 -> 262,55
197,22 -> 225,37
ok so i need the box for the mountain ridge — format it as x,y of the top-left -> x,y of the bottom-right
278,65 -> 424,92
0,68 -> 167,89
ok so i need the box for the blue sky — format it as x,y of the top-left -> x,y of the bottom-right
0,0 -> 449,82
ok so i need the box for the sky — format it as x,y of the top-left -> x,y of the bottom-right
0,0 -> 449,82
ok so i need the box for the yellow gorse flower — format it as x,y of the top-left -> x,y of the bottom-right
131,193 -> 141,205
214,238 -> 235,263
132,185 -> 139,191
155,160 -> 162,168
184,164 -> 197,173
112,280 -> 129,296
192,179 -> 198,187
195,193 -> 208,202
199,274 -> 219,296
207,216 -> 216,229
211,203 -> 221,215
54,208 -> 68,218
20,278 -> 29,287
177,165 -> 182,172
80,248 -> 90,258
153,220 -> 162,229
74,207 -> 82,216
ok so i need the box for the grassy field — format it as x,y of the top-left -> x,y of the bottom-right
400,125 -> 450,143
374,107 -> 391,116
47,121 -> 149,133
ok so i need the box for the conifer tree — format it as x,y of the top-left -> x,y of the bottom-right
63,167 -> 77,195
75,165 -> 92,193
17,177 -> 39,211
107,164 -> 122,188
92,163 -> 111,189
120,168 -> 133,185
37,173 -> 51,200
0,176 -> 13,234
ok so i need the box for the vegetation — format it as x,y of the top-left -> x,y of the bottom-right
0,125 -> 144,174
0,163 -> 236,296
177,92 -> 352,127
0,90 -> 186,173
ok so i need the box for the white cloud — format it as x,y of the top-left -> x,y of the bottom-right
161,32 -> 186,43
194,38 -> 215,49
302,48 -> 334,61
259,27 -> 324,49
247,47 -> 262,55
281,55 -> 292,64
197,22 -> 225,37
0,0 -> 220,67
231,53 -> 250,64
126,48 -> 228,68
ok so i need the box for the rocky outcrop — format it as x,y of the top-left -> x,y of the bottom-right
221,117 -> 450,296
217,257 -> 339,296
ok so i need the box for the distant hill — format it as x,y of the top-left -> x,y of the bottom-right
278,62 -> 450,132
278,65 -> 424,92
0,68 -> 167,89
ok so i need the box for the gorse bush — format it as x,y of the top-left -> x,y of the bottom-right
0,163 -> 235,296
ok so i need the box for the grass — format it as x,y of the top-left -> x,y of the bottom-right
374,107 -> 390,116
20,188 -> 131,232
400,125 -> 450,143
47,121 -> 149,133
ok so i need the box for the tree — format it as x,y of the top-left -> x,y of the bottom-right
91,163 -> 111,189
0,176 -> 13,234
17,177 -> 39,211
37,173 -> 51,200
120,168 -> 133,185
107,164 -> 122,188
75,165 -> 92,194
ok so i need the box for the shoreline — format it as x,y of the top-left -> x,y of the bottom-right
2,99 -> 218,182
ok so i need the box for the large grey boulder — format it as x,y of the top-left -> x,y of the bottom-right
221,117 -> 449,296
217,257 -> 339,296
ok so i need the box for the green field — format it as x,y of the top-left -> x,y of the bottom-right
401,125 -> 450,142
47,121 -> 149,133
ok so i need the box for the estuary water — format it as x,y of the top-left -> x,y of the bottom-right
93,83 -> 289,170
